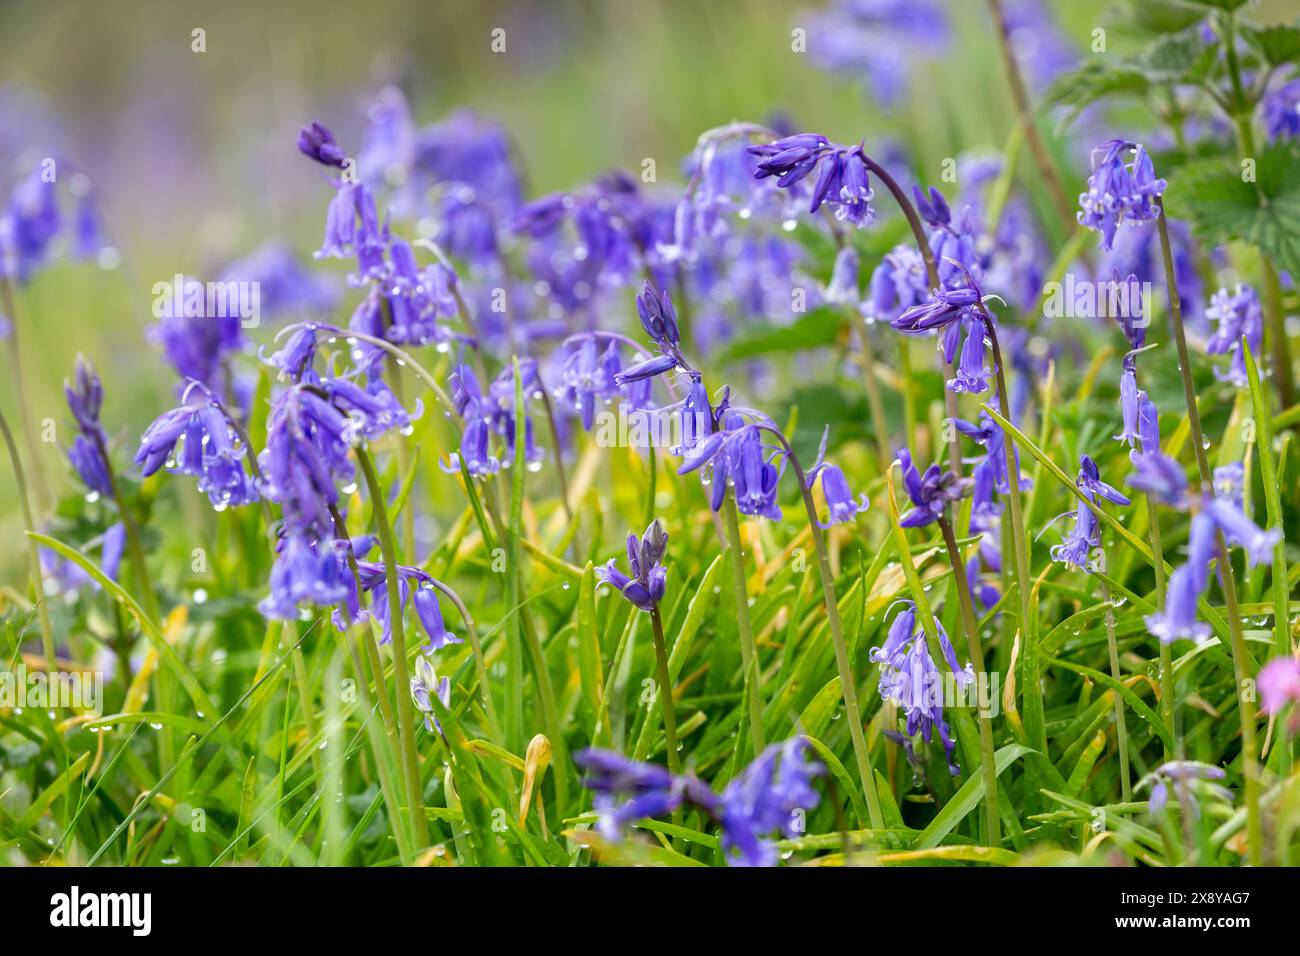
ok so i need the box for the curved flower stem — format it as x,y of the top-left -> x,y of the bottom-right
937,514 -> 1001,844
985,0 -> 1077,233
308,325 -> 459,420
0,407 -> 54,664
0,277 -> 50,514
649,607 -> 682,778
356,446 -> 429,848
983,320 -> 1041,752
759,425 -> 885,829
1099,581 -> 1132,802
861,157 -> 939,290
720,495 -> 766,757
1155,199 -> 1261,865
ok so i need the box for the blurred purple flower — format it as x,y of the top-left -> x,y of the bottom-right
1205,284 -> 1262,387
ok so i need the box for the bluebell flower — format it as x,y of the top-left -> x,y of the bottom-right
892,285 -> 980,336
1110,270 -> 1148,352
41,522 -> 125,595
358,562 -> 462,651
953,412 -> 1030,504
718,738 -> 823,867
315,182 -> 388,283
410,654 -> 451,733
265,324 -> 319,382
804,0 -> 949,107
259,385 -> 353,536
322,374 -> 422,441
823,246 -> 860,307
1125,395 -> 1187,506
136,386 -> 261,510
1077,453 -> 1131,507
574,748 -> 703,842
63,356 -> 113,496
259,531 -> 350,620
1141,761 -> 1233,820
1078,140 -> 1166,251
1207,496 -> 1281,568
441,360 -> 532,477
596,520 -> 669,612
615,281 -> 693,386
2,165 -> 61,282
896,447 -> 971,528
218,242 -> 339,320
1263,78 -> 1300,141
805,427 -> 868,527
1143,495 -> 1278,644
574,739 -> 822,867
1115,360 -> 1142,446
948,315 -> 992,394
913,184 -> 952,228
1049,455 -> 1129,571
748,134 -> 876,227
1205,284 -> 1263,387
557,336 -> 620,430
297,121 -> 348,168
871,601 -> 970,775
68,434 -> 112,498
681,420 -> 786,521
862,243 -> 928,324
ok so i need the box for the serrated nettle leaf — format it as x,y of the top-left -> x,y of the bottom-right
1164,144 -> 1300,275
1241,24 -> 1300,67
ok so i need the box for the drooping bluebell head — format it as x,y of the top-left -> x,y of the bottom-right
805,427 -> 868,527
136,384 -> 261,510
870,601 -> 971,775
1141,760 -> 1233,819
747,134 -> 876,227
259,530 -> 350,620
718,737 -> 823,867
1078,140 -> 1166,251
258,385 -> 354,537
410,654 -> 451,733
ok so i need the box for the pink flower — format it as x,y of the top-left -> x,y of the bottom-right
1258,657 -> 1300,716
